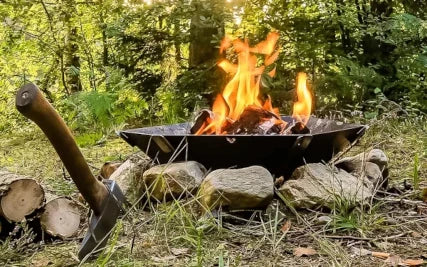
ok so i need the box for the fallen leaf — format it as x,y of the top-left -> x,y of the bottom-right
384,254 -> 403,266
372,251 -> 391,259
402,259 -> 425,266
293,247 -> 317,257
171,247 -> 190,256
280,220 -> 291,234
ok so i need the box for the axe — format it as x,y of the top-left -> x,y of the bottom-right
15,84 -> 125,260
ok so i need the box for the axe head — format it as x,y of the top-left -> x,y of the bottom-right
78,179 -> 125,260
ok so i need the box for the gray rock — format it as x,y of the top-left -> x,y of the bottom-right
364,162 -> 383,188
109,153 -> 152,200
316,215 -> 332,225
278,163 -> 373,209
335,148 -> 388,187
143,161 -> 206,201
335,149 -> 388,176
367,149 -> 389,178
199,166 -> 274,210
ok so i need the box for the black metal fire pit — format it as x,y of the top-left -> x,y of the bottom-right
119,116 -> 366,176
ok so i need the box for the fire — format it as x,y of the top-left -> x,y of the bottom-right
195,33 -> 313,135
293,72 -> 312,126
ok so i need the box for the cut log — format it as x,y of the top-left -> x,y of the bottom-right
0,170 -> 44,222
39,193 -> 81,239
100,161 -> 122,179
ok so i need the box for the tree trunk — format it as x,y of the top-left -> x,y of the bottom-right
189,0 -> 226,97
0,170 -> 45,222
174,21 -> 182,66
335,0 -> 352,53
63,0 -> 82,93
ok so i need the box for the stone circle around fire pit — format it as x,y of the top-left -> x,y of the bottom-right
106,148 -> 389,212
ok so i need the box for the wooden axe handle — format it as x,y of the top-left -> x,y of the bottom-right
15,84 -> 108,215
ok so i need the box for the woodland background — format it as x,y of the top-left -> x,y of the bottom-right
0,0 -> 426,139
0,1 -> 426,266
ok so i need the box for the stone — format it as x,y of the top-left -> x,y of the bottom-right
199,166 -> 274,210
316,215 -> 332,225
335,148 -> 388,187
335,149 -> 388,178
109,153 -> 152,200
278,163 -> 373,209
364,162 -> 383,188
367,149 -> 388,173
142,161 -> 206,201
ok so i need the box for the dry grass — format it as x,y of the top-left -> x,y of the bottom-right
0,117 -> 426,266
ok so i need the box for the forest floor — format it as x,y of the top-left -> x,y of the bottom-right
0,117 -> 426,267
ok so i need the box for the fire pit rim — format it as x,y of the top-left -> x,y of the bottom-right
119,116 -> 366,138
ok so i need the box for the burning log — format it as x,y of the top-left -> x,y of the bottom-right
191,106 -> 287,135
39,193 -> 81,239
0,170 -> 44,222
285,121 -> 310,134
224,105 -> 286,134
190,109 -> 216,135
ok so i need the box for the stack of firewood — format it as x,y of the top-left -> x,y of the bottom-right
0,169 -> 82,240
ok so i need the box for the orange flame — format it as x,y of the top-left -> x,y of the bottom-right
196,32 -> 313,135
292,72 -> 312,126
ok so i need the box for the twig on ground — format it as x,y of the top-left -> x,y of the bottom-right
322,230 -> 412,243
377,197 -> 427,207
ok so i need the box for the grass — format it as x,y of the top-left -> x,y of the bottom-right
0,116 -> 426,266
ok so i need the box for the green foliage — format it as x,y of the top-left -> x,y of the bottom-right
0,0 -> 426,134
58,87 -> 149,132
329,195 -> 386,236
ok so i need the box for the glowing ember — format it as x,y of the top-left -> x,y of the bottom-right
195,33 -> 313,135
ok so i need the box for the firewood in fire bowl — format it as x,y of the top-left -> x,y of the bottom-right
191,106 -> 289,135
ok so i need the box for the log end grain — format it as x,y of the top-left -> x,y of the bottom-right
40,197 -> 80,239
0,179 -> 44,222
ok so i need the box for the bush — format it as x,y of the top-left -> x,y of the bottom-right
58,88 -> 149,133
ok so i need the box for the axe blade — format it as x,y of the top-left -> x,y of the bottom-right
78,180 -> 126,260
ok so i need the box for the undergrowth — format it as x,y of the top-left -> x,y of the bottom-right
0,117 -> 425,266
